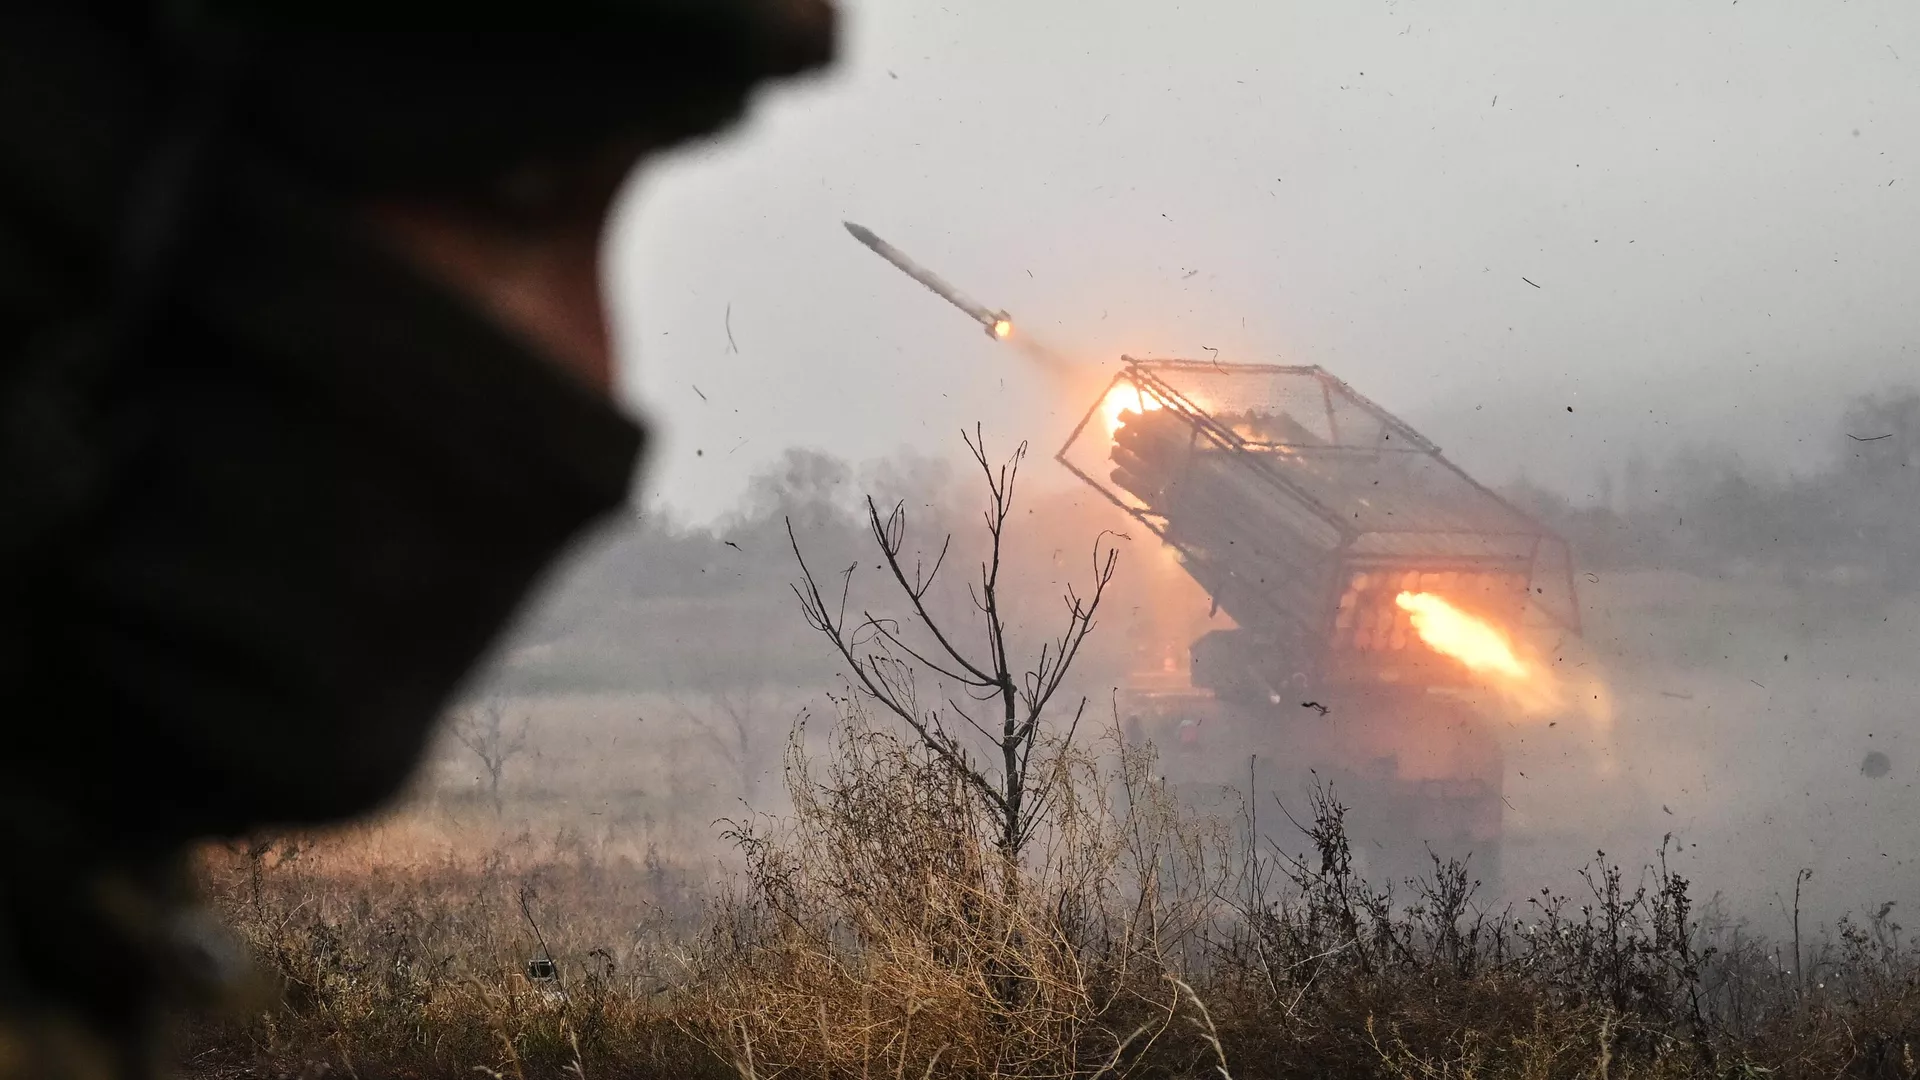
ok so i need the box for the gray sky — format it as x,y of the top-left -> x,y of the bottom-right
608,0 -> 1920,523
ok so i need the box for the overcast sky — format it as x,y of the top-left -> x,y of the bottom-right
606,0 -> 1920,523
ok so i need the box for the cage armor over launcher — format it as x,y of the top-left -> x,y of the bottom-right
1059,358 -> 1583,892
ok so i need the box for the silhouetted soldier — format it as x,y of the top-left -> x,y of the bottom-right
0,7 -> 836,1077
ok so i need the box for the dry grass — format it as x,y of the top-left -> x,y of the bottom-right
178,696 -> 1920,1080
690,705 -> 1231,1079
183,821 -> 722,1079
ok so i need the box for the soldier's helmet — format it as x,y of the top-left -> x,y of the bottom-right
209,5 -> 832,189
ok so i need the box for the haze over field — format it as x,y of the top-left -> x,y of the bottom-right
609,0 -> 1920,522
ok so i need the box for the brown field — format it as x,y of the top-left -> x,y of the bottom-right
178,570 -> 1920,1079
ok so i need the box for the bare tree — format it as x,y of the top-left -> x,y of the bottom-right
664,677 -> 792,805
451,702 -> 528,815
787,426 -> 1119,858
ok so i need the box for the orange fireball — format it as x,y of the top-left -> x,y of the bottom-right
1395,591 -> 1529,680
1101,382 -> 1162,437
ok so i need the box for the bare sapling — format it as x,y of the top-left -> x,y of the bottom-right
664,656 -> 791,806
452,701 -> 530,816
787,425 -> 1119,861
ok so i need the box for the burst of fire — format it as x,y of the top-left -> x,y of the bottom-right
1393,590 -> 1615,729
1100,381 -> 1162,437
1394,591 -> 1528,680
992,318 -> 1013,339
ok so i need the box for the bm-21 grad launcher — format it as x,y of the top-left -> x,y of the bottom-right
1059,359 -> 1583,888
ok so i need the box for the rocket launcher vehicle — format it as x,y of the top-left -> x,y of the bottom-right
1058,360 -> 1581,701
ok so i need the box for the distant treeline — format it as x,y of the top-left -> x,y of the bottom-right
1506,385 -> 1919,594
493,449 -> 979,694
545,448 -> 959,609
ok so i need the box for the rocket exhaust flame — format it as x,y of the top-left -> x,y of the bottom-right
1395,592 -> 1529,679
1394,590 -> 1613,728
1101,381 -> 1162,436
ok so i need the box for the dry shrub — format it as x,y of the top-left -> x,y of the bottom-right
693,697 -> 1240,1078
183,825 -> 728,1079
1198,785 -> 1718,1079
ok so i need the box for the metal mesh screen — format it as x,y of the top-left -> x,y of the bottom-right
1056,359 -> 1585,648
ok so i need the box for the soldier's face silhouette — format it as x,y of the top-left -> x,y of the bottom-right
363,142 -> 647,394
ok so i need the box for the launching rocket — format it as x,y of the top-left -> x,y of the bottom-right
843,222 -> 1013,341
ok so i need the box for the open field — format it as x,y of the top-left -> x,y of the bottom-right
179,569 -> 1920,1078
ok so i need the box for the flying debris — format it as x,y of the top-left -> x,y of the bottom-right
843,221 -> 1013,340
